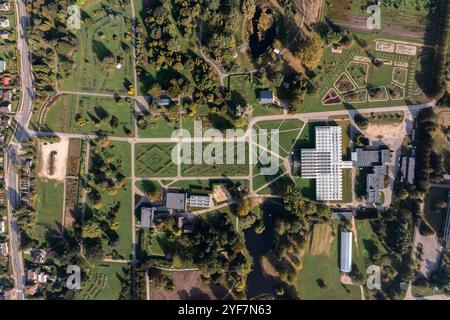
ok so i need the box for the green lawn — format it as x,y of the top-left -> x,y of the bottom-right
59,0 -> 134,94
36,179 -> 64,231
43,95 -> 135,137
138,116 -> 180,138
135,143 -> 177,177
76,262 -> 128,300
354,219 -> 386,272
255,119 -> 304,157
296,223 -> 362,300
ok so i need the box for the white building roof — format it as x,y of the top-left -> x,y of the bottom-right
189,195 -> 211,208
301,126 -> 353,201
340,231 -> 353,273
443,192 -> 450,248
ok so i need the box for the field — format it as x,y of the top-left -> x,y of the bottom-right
58,0 -> 134,94
296,222 -> 362,300
135,143 -> 177,177
309,223 -> 334,256
254,119 -> 305,157
353,219 -> 387,274
36,179 -> 64,234
76,262 -> 127,300
138,116 -> 179,138
43,95 -> 135,137
251,119 -> 304,195
326,0 -> 431,35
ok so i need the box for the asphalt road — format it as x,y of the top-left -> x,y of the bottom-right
6,0 -> 35,300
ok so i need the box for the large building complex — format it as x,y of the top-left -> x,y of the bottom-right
301,126 -> 353,201
352,148 -> 391,203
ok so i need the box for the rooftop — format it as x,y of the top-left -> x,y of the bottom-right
166,192 -> 186,211
300,126 -> 353,201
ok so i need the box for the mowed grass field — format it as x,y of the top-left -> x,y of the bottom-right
76,262 -> 128,300
254,119 -> 305,158
43,95 -> 135,137
36,179 -> 64,232
59,0 -> 134,94
296,222 -> 361,300
138,116 -> 180,138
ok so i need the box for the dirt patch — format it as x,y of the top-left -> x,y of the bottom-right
340,274 -> 353,285
308,223 -> 334,256
363,122 -> 404,141
38,138 -> 69,182
149,270 -> 228,300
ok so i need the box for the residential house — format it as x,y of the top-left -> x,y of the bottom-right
37,272 -> 48,284
26,269 -> 38,283
0,60 -> 5,73
0,242 -> 8,256
177,216 -> 194,234
0,17 -> 9,28
155,96 -> 171,107
0,103 -> 10,113
0,30 -> 8,39
140,207 -> 155,228
0,114 -> 11,128
0,219 -> 5,233
0,2 -> 10,12
31,249 -> 47,264
2,89 -> 11,101
259,90 -> 275,105
2,75 -> 10,86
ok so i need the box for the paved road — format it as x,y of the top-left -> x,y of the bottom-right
5,0 -> 35,300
